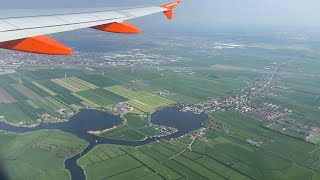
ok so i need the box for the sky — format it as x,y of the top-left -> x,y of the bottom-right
1,0 -> 320,31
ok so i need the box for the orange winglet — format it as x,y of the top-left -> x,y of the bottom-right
161,0 -> 181,20
92,22 -> 141,34
0,35 -> 71,55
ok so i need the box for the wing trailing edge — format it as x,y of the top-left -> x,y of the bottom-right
92,22 -> 141,34
0,35 -> 71,55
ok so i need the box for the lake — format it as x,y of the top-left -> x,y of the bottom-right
0,107 -> 208,180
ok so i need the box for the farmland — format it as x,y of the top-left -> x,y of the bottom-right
0,130 -> 88,180
76,88 -> 128,108
52,77 -> 97,92
261,74 -> 320,127
0,87 -> 16,103
1,42 -> 319,180
101,68 -> 259,104
0,68 -> 179,125
0,65 -> 258,125
79,111 -> 320,180
101,113 -> 163,141
105,85 -> 175,112
1,31 -> 320,180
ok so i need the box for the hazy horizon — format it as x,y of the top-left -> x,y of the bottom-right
0,0 -> 320,31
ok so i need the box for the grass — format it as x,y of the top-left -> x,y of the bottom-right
77,88 -> 127,107
23,83 -> 50,97
54,93 -> 83,105
122,147 -> 182,179
206,111 -> 320,179
0,102 -> 38,124
139,145 -> 207,180
196,156 -> 248,180
45,97 -> 66,109
77,74 -> 120,87
0,70 -> 175,125
107,166 -> 155,180
78,143 -> 212,180
79,149 -> 144,180
0,36 -> 319,179
102,68 -> 165,84
52,77 -> 97,92
1,64 -> 317,179
105,85 -> 152,100
77,145 -> 125,167
308,132 -> 320,144
105,85 -> 175,112
40,80 -> 71,95
2,85 -> 27,101
32,82 -> 57,96
101,113 -> 162,141
261,74 -> 320,126
0,130 -> 88,180
71,93 -> 100,108
0,74 -> 17,85
147,73 -> 248,104
126,99 -> 154,112
0,86 -> 16,103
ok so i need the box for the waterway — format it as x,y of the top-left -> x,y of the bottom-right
0,107 -> 207,180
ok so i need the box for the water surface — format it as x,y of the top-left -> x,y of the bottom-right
0,107 -> 208,180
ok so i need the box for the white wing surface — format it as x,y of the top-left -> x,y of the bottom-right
0,0 -> 181,55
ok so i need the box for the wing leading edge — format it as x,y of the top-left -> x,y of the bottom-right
0,0 -> 181,55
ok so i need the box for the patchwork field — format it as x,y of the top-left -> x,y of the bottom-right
32,82 -> 57,96
0,69 -> 178,124
0,74 -> 17,85
52,77 -> 97,92
12,83 -> 43,100
76,88 -> 128,108
1,34 -> 320,180
101,68 -> 259,104
208,111 -> 320,178
0,70 -> 125,124
105,85 -> 175,112
0,86 -> 16,103
0,66 -> 257,124
147,73 -> 249,104
80,111 -> 320,180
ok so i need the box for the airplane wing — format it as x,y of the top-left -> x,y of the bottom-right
0,0 -> 181,55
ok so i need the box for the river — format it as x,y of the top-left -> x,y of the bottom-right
0,107 -> 208,180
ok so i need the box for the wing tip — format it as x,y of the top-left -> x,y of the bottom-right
161,0 -> 181,20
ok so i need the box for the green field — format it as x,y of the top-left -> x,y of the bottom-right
0,102 -> 38,124
207,111 -> 320,178
1,33 -> 320,180
0,130 -> 88,180
0,69 -> 180,125
99,67 -> 259,104
77,144 -> 163,180
77,74 -> 120,87
261,74 -> 320,126
147,73 -> 249,104
80,111 -> 320,180
0,66 -> 254,125
105,85 -> 175,112
101,113 -> 163,141
51,77 -> 97,92
77,88 -> 128,107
